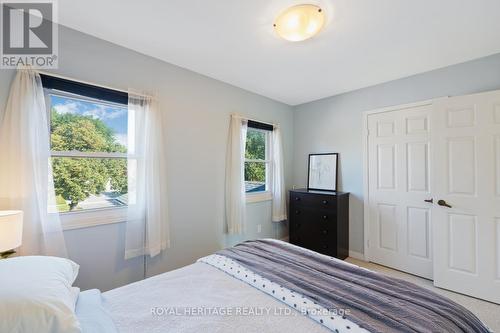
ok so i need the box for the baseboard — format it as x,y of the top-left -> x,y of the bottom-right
348,250 -> 366,261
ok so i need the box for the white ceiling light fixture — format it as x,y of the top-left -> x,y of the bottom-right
273,4 -> 325,42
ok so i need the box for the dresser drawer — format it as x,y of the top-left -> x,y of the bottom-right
289,207 -> 335,227
312,241 -> 337,257
290,192 -> 336,211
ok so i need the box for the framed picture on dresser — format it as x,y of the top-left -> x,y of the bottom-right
307,153 -> 338,191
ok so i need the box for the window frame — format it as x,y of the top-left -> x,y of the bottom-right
43,77 -> 130,230
245,125 -> 273,204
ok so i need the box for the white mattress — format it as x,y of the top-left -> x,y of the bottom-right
102,261 -> 330,333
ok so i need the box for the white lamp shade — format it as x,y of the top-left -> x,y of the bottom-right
0,210 -> 23,252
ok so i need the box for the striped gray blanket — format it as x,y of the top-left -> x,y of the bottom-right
215,239 -> 490,333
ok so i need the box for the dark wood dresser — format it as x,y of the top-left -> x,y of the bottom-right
289,189 -> 349,259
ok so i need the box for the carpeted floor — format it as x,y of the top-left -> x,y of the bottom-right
346,257 -> 500,332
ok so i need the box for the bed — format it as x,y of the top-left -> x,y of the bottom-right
96,239 -> 490,333
1,239 -> 492,333
100,257 -> 330,333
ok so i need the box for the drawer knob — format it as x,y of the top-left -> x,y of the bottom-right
295,197 -> 301,201
322,244 -> 328,249
322,215 -> 328,220
295,210 -> 300,215
322,200 -> 328,205
322,230 -> 328,235
296,223 -> 301,228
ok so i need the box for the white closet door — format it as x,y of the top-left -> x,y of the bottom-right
432,90 -> 500,304
367,104 -> 433,279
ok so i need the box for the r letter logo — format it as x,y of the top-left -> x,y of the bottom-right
1,0 -> 58,68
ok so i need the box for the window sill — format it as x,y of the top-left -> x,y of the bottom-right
246,191 -> 272,204
59,207 -> 127,231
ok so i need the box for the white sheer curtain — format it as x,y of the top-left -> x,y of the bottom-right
225,114 -> 247,234
125,92 -> 169,259
271,127 -> 287,222
0,69 -> 67,257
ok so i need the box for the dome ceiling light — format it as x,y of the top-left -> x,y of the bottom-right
273,4 -> 325,42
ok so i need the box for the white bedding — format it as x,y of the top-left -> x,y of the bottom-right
102,261 -> 330,333
76,289 -> 117,333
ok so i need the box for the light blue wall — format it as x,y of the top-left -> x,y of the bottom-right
292,53 -> 500,254
0,26 -> 293,291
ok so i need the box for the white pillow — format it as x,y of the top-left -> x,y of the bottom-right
0,256 -> 81,333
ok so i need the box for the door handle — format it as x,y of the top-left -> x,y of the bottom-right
424,198 -> 433,203
437,200 -> 452,208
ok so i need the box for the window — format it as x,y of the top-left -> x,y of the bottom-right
42,75 -> 129,227
245,120 -> 273,201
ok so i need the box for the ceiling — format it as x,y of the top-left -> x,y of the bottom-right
58,0 -> 500,105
